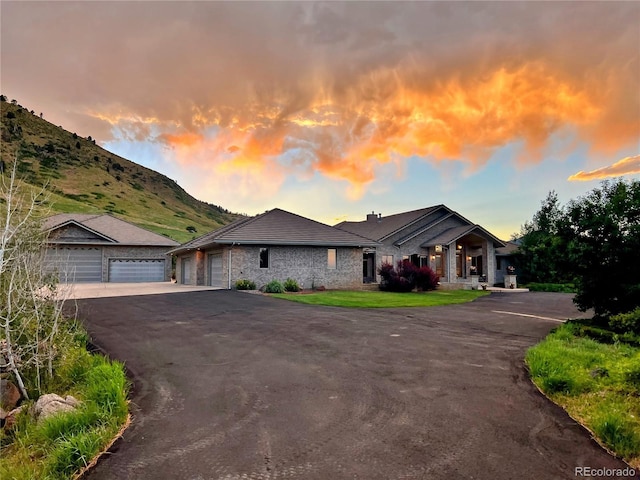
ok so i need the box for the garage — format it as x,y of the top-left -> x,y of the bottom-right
108,259 -> 166,283
45,246 -> 103,283
209,253 -> 223,287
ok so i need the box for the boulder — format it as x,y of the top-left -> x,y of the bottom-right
0,379 -> 21,410
1,405 -> 25,431
34,393 -> 82,422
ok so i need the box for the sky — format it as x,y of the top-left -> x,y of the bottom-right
1,1 -> 639,239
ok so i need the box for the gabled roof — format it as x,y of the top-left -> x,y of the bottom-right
420,225 -> 505,248
335,206 -> 443,241
335,205 -> 505,248
170,208 -> 380,254
44,214 -> 179,247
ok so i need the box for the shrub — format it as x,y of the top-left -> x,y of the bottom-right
283,278 -> 300,292
265,280 -> 284,293
609,308 -> 640,335
235,279 -> 256,290
416,266 -> 439,291
378,260 -> 419,292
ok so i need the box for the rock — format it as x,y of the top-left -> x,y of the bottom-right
2,405 -> 25,431
0,379 -> 21,410
34,393 -> 82,422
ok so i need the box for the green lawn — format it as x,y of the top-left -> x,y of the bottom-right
526,323 -> 640,468
270,289 -> 489,308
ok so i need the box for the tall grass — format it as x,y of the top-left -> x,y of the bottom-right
526,323 -> 640,467
0,330 -> 129,480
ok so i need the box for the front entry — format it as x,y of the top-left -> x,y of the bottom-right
363,252 -> 376,283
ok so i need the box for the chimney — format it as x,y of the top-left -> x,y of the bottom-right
366,211 -> 377,222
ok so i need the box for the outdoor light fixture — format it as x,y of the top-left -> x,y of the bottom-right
457,244 -> 462,250
467,256 -> 472,261
431,255 -> 436,260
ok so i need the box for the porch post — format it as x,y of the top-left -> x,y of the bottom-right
447,242 -> 457,283
483,241 -> 496,286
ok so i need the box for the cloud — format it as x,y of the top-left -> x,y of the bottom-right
2,1 -> 638,201
568,155 -> 640,182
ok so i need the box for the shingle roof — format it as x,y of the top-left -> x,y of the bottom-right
496,241 -> 520,256
170,208 -> 379,254
44,214 -> 179,246
420,225 -> 505,248
334,206 -> 442,241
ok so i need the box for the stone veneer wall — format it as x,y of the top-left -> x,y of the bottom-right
223,245 -> 363,290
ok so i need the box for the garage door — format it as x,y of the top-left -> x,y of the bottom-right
108,259 -> 165,283
209,253 -> 223,287
45,246 -> 103,283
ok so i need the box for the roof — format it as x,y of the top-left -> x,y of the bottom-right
44,214 -> 179,247
496,241 -> 520,256
335,206 -> 442,241
336,205 -> 506,248
170,208 -> 380,254
420,224 -> 505,248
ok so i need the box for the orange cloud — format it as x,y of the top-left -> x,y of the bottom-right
568,155 -> 640,182
10,2 -> 632,201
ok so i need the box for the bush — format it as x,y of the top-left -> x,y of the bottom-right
379,260 -> 431,292
416,266 -> 439,291
283,278 -> 300,292
265,280 -> 284,293
609,308 -> 640,335
525,282 -> 577,293
235,279 -> 256,290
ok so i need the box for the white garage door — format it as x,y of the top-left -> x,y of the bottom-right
45,246 -> 103,283
209,253 -> 223,287
109,259 -> 165,283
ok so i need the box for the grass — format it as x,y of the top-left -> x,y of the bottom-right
526,323 -> 640,467
270,289 -> 489,308
0,329 -> 129,480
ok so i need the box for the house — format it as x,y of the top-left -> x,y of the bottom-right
335,205 -> 506,287
43,214 -> 179,283
169,209 -> 379,289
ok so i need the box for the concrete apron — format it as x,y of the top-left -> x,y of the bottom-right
64,282 -> 223,300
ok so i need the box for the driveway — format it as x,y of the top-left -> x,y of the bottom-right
76,292 -> 630,480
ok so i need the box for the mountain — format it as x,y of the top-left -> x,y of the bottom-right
0,98 -> 242,243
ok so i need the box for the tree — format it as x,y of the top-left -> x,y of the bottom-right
516,180 -> 640,320
565,180 -> 640,319
514,191 -> 572,284
0,158 -> 70,399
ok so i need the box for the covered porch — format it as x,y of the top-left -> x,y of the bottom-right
421,225 -> 505,287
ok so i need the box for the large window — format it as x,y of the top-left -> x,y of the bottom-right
259,248 -> 269,268
327,248 -> 337,269
381,254 -> 394,265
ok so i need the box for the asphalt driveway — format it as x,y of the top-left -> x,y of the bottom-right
76,291 -> 631,480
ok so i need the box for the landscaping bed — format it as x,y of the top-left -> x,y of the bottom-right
0,323 -> 130,480
526,322 -> 640,468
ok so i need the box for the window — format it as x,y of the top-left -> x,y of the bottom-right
402,255 -> 409,261
435,254 -> 443,277
381,254 -> 394,265
259,248 -> 269,268
327,248 -> 337,269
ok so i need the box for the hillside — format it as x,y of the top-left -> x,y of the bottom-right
0,98 -> 241,243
